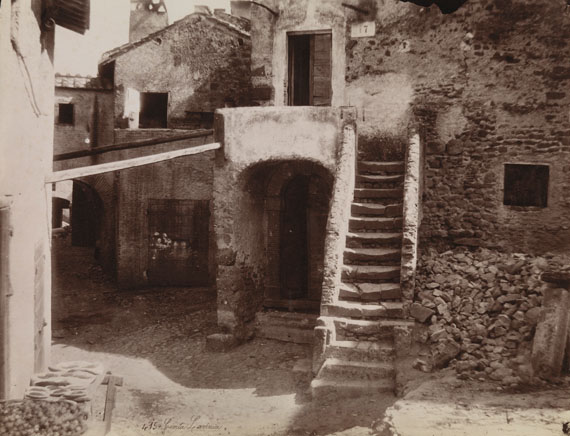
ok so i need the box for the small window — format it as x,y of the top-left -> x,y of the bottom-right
139,92 -> 168,128
503,164 -> 549,208
58,103 -> 74,125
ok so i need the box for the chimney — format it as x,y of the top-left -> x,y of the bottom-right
129,0 -> 169,43
230,1 -> 252,20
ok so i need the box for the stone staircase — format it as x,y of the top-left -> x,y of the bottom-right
311,158 -> 409,399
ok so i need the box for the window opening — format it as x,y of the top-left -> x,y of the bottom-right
503,164 -> 549,208
139,92 -> 168,128
58,103 -> 74,125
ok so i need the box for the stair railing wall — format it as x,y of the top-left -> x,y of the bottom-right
400,130 -> 423,317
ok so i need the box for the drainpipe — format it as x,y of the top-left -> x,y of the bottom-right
0,199 -> 11,399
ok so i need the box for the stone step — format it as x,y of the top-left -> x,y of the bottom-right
356,174 -> 404,187
339,282 -> 402,301
310,378 -> 394,399
342,265 -> 400,281
346,232 -> 402,248
256,325 -> 314,344
322,301 -> 404,318
255,311 -> 317,344
318,358 -> 395,381
351,202 -> 403,217
349,216 -> 403,232
332,317 -> 415,341
344,247 -> 401,264
354,188 -> 403,200
359,161 -> 404,175
325,339 -> 394,362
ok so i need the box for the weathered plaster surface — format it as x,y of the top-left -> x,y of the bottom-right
400,132 -> 423,312
219,106 -> 340,169
320,108 -> 357,305
213,106 -> 351,339
0,0 -> 54,398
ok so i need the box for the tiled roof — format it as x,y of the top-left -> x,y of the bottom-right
55,74 -> 112,90
99,12 -> 250,66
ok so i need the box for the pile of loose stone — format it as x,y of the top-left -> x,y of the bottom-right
411,246 -> 570,387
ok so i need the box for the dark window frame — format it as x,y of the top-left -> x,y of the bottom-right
58,103 -> 75,125
139,92 -> 168,129
503,163 -> 549,208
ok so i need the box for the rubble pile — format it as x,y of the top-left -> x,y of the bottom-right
412,246 -> 570,386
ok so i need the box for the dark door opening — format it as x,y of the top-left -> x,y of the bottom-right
280,175 -> 309,300
71,181 -> 102,247
288,32 -> 332,106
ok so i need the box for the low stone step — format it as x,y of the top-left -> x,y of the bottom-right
339,282 -> 402,301
342,265 -> 400,281
310,378 -> 394,399
332,317 -> 415,341
351,202 -> 403,217
354,188 -> 403,200
322,301 -> 404,318
356,174 -> 404,186
255,311 -> 317,344
326,339 -> 394,362
359,161 -> 404,175
344,247 -> 401,264
349,217 -> 403,232
346,232 -> 402,248
256,325 -> 314,344
318,358 -> 395,381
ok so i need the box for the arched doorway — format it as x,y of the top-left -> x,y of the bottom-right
264,162 -> 332,312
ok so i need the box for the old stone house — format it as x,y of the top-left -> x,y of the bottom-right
54,2 -> 252,288
207,0 -> 570,397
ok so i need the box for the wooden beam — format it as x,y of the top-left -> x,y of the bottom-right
103,375 -> 120,435
53,129 -> 214,161
46,142 -> 220,183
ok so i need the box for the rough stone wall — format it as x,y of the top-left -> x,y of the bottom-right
0,0 -> 55,398
53,88 -> 114,171
213,107 -> 344,339
112,14 -> 251,129
114,129 -> 215,289
344,0 -> 570,253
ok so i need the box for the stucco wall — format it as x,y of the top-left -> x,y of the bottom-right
0,0 -> 54,398
112,14 -> 251,129
213,106 -> 349,339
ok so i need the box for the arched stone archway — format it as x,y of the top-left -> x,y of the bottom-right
262,161 -> 333,312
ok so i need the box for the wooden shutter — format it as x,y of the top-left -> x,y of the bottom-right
311,33 -> 332,106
